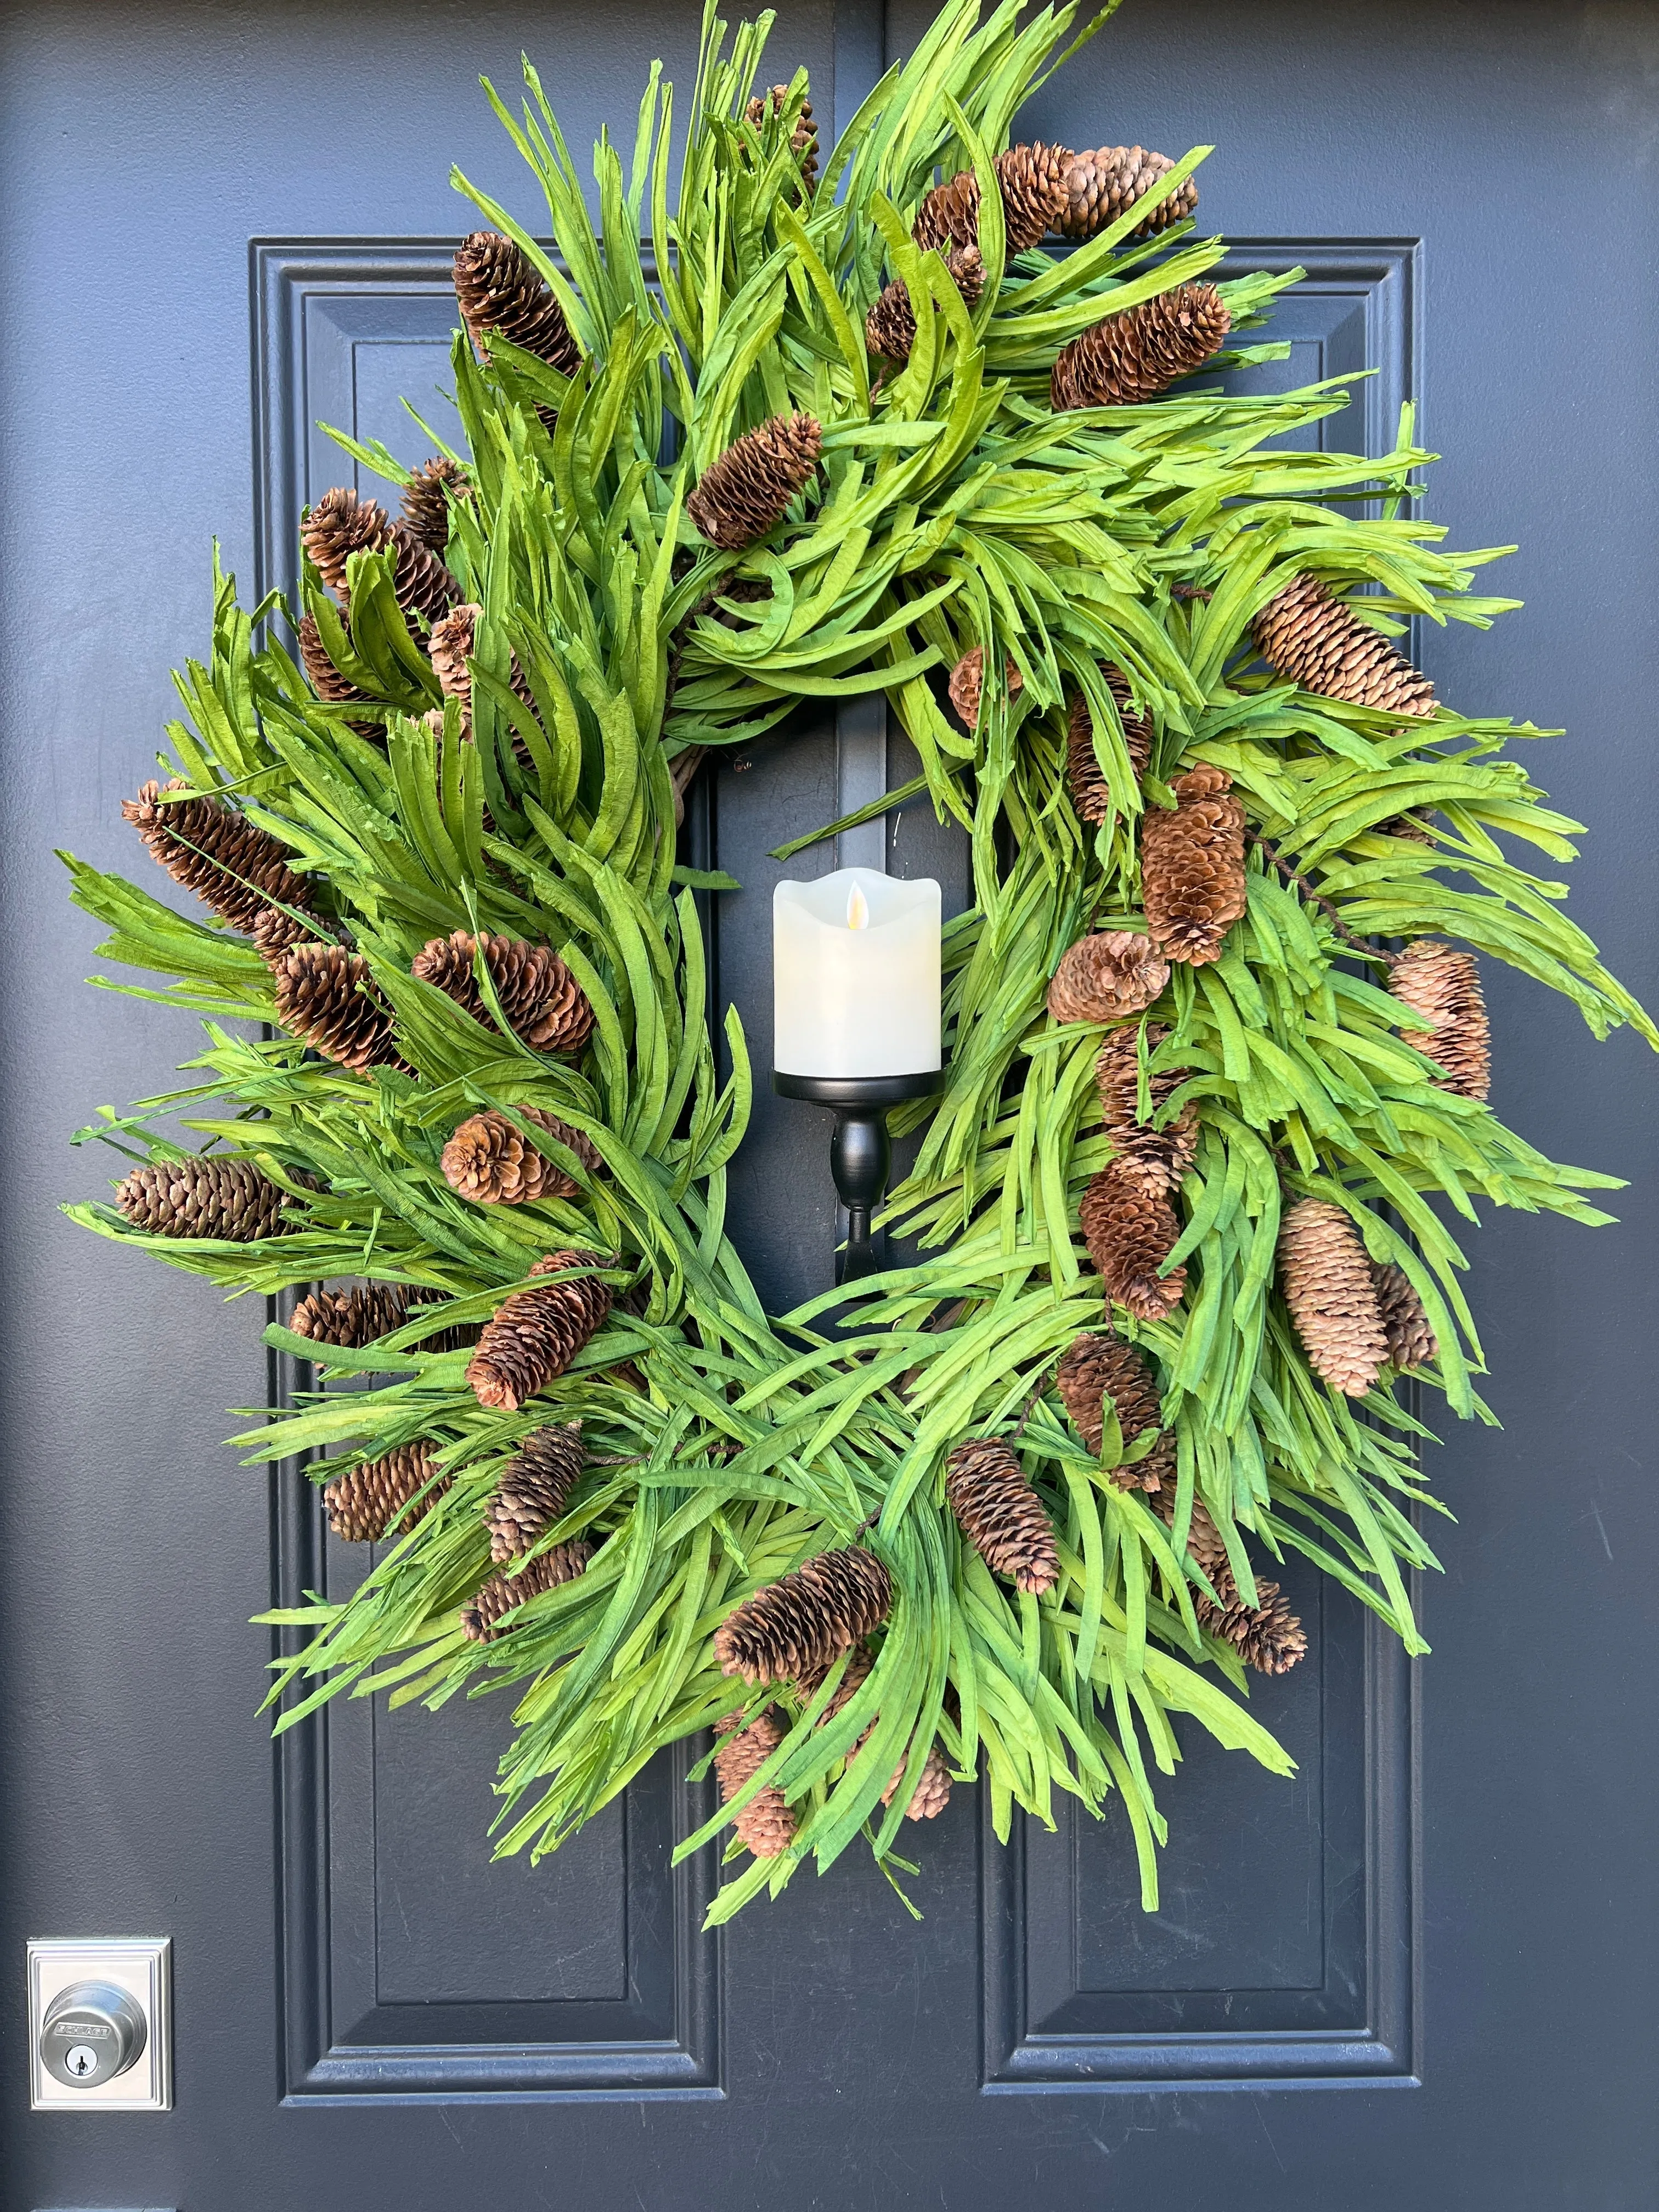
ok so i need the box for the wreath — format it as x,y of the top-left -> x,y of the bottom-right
66,0 -> 1654,1927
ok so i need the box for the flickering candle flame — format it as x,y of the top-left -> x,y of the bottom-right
774,867 -> 941,1078
847,883 -> 870,930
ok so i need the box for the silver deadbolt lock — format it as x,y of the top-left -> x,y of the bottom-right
40,1979 -> 148,2087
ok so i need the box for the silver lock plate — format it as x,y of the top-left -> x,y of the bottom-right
27,1939 -> 171,2112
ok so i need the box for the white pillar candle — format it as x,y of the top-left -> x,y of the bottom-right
774,867 -> 942,1078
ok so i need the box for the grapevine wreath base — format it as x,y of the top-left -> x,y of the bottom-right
67,0 -> 1652,1925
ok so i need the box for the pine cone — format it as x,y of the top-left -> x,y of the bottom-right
744,84 -> 819,191
483,1420 -> 585,1562
1278,1197 -> 1389,1398
686,412 -> 822,550
466,1250 -> 612,1411
864,246 -> 984,364
888,1739 -> 953,1820
1066,666 -> 1153,823
291,1282 -> 415,1348
441,1106 -> 601,1205
270,942 -> 403,1073
386,521 -> 461,631
714,1548 -> 894,1685
947,645 -> 1023,730
323,1442 -> 450,1543
1390,939 -> 1491,1102
251,905 -> 317,961
453,230 -> 581,376
945,1437 -> 1059,1595
714,1708 -> 798,1858
1251,571 -> 1436,719
1195,1581 -> 1307,1675
115,1155 -> 290,1242
302,486 -> 391,596
411,929 -> 595,1056
1051,283 -> 1231,409
1054,1331 -> 1174,1493
122,779 -> 317,936
296,613 -> 377,735
1079,1160 -> 1187,1321
1058,145 -> 1198,239
400,457 -> 470,551
426,603 -> 479,714
1047,932 -> 1169,1025
1372,1259 -> 1438,1372
806,1644 -> 953,1821
1139,763 -> 1248,967
1095,1023 -> 1197,1187
914,144 -> 1070,256
461,1541 -> 591,1641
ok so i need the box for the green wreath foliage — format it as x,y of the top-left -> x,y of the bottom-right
63,0 -> 1654,1925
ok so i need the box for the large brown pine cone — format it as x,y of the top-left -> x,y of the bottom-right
296,612 -> 376,729
461,1541 -> 592,1641
1059,145 -> 1198,239
115,1155 -> 291,1242
302,486 -> 392,596
686,412 -> 822,550
914,144 -> 1070,256
1066,666 -> 1153,823
714,1548 -> 894,1685
1195,1581 -> 1308,1675
1251,571 -> 1436,718
1139,763 -> 1248,967
945,1437 -> 1059,1594
1390,939 -> 1491,1102
1054,1331 -> 1173,1492
122,778 -> 317,937
744,84 -> 819,190
1079,1160 -> 1187,1321
466,1250 -> 612,1411
1095,1022 -> 1197,1187
251,905 -> 318,961
714,1708 -> 798,1858
270,943 -> 403,1073
453,230 -> 582,376
1278,1197 -> 1389,1397
291,1282 -> 416,1348
323,1442 -> 450,1543
386,521 -> 461,631
1051,283 -> 1231,409
441,1106 -> 601,1205
865,246 -> 985,364
400,457 -> 470,551
947,645 -> 1023,730
1047,932 -> 1169,1026
411,929 -> 595,1056
1372,1259 -> 1438,1371
483,1420 -> 585,1562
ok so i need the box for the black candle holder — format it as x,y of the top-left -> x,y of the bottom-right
772,1070 -> 944,1284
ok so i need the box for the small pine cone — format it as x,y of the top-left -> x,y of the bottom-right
323,1442 -> 449,1543
1372,1259 -> 1438,1372
291,1282 -> 414,1348
947,645 -> 1023,730
1095,1022 -> 1197,1187
411,929 -> 595,1056
302,486 -> 392,596
1051,283 -> 1231,410
1163,1492 -> 1234,1588
251,905 -> 316,961
115,1155 -> 290,1242
864,246 -> 984,364
386,520 -> 461,631
888,1739 -> 953,1820
1278,1197 -> 1389,1398
1390,939 -> 1491,1102
1079,1160 -> 1187,1321
744,84 -> 819,191
1054,1331 -> 1174,1493
714,1548 -> 894,1685
461,1541 -> 592,1641
270,942 -> 403,1073
453,229 -> 581,376
714,1708 -> 798,1858
1058,145 -> 1198,239
466,1250 -> 612,1411
1066,666 -> 1153,825
1251,571 -> 1436,719
1195,1580 -> 1307,1675
121,778 -> 317,936
441,1106 -> 601,1205
483,1420 -> 584,1562
1047,932 -> 1169,1026
946,1437 -> 1059,1595
912,169 -> 981,254
686,412 -> 822,551
1139,763 -> 1248,968
400,457 -> 470,551
296,612 -> 376,730
1379,809 -> 1434,843
914,145 -> 1069,256
427,603 -> 479,714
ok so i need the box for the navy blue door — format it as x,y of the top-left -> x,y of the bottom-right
3,2 -> 1655,2205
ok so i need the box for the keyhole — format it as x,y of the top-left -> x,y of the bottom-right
66,2044 -> 99,2077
